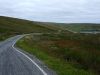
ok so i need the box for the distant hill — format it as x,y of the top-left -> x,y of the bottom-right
33,22 -> 100,33
1,16 -> 100,33
57,23 -> 100,32
0,16 -> 100,40
39,22 -> 100,32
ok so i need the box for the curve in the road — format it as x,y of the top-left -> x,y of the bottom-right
0,35 -> 55,75
12,36 -> 47,75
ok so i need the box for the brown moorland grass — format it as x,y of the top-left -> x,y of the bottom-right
17,32 -> 100,75
39,33 -> 99,73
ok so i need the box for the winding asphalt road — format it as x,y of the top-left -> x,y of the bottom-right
0,35 -> 55,75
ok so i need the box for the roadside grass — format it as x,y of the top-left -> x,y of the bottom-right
0,31 -> 17,41
17,34 -> 96,75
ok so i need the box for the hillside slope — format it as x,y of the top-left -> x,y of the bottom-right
1,16 -> 100,41
0,16 -> 54,40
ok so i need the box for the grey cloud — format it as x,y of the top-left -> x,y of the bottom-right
0,0 -> 100,23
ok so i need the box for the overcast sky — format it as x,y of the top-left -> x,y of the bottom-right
0,0 -> 100,23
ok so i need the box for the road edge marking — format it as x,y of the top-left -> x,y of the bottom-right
12,35 -> 48,75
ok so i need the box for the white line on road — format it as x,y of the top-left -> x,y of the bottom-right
12,36 -> 48,75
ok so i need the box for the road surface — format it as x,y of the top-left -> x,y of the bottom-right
0,35 -> 55,75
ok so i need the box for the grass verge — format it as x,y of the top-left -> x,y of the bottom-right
16,35 -> 95,75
